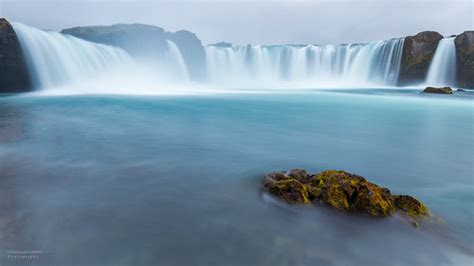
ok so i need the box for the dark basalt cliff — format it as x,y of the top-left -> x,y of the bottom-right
62,24 -> 207,81
398,31 -> 443,86
455,31 -> 474,89
0,18 -> 31,92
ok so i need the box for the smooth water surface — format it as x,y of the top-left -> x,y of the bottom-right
0,89 -> 473,265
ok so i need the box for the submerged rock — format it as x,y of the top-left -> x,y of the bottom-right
262,169 -> 431,226
422,86 -> 453,94
0,18 -> 32,92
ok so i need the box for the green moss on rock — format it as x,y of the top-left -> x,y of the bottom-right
262,169 -> 431,226
263,177 -> 310,204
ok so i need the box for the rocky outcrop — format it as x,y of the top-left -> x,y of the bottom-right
399,31 -> 443,86
422,86 -> 452,94
165,30 -> 207,81
0,18 -> 31,92
61,24 -> 168,60
455,31 -> 474,89
262,169 -> 430,227
209,42 -> 232,48
62,24 -> 207,81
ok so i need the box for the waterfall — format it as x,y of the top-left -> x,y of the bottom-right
12,22 -> 408,91
164,40 -> 189,81
426,37 -> 457,87
12,22 -> 132,90
205,38 -> 405,88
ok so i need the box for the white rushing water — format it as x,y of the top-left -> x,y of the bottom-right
426,37 -> 457,87
13,23 -> 132,90
13,23 -> 192,93
164,40 -> 190,81
12,22 -> 458,92
205,38 -> 405,88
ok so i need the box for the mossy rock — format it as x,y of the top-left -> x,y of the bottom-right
422,86 -> 452,94
262,169 -> 431,226
262,175 -> 310,204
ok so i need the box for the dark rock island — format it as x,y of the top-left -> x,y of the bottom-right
262,169 -> 430,227
422,86 -> 453,94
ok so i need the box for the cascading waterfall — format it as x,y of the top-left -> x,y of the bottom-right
205,38 -> 405,87
12,21 -> 411,91
426,37 -> 457,87
13,23 -> 132,90
164,40 -> 190,81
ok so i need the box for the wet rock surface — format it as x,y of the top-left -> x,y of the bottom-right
399,31 -> 443,86
0,18 -> 31,92
422,86 -> 453,94
455,31 -> 474,89
262,169 -> 431,227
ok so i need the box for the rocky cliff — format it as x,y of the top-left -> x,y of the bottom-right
398,31 -> 443,86
455,31 -> 474,89
62,24 -> 207,81
165,30 -> 206,81
61,24 -> 168,60
0,18 -> 31,92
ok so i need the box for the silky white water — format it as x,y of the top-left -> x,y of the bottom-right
12,23 -> 132,90
205,38 -> 405,88
164,40 -> 190,81
12,23 -> 191,93
11,22 -> 461,92
426,37 -> 457,87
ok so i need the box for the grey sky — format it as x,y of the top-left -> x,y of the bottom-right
1,0 -> 472,45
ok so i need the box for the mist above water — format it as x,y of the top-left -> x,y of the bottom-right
11,23 -> 459,94
13,23 -> 192,94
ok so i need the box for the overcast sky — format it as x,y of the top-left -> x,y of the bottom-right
1,0 -> 472,45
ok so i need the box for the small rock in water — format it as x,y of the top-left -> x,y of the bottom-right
422,86 -> 453,94
261,169 -> 431,227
